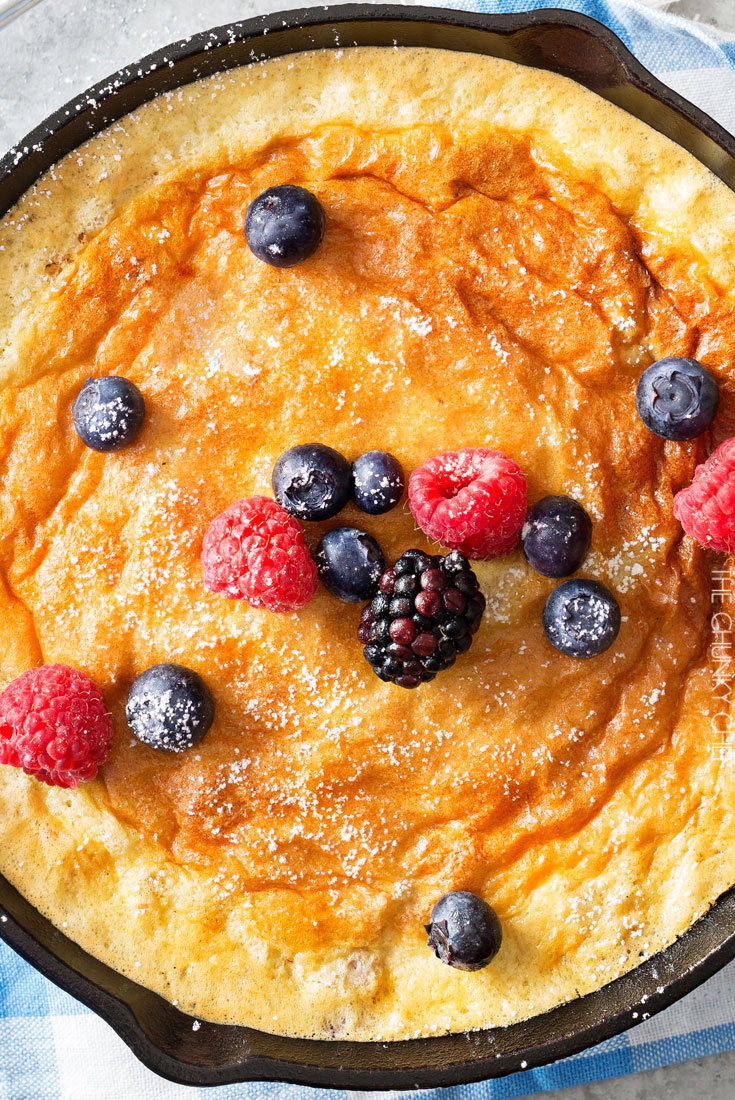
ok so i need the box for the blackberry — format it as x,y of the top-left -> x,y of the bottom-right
359,549 -> 485,688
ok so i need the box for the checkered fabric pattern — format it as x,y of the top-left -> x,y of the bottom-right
2,1 -> 735,1097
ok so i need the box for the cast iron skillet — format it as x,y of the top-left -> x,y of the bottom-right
1,4 -> 735,1090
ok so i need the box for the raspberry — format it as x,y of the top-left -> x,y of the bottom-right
0,664 -> 113,789
408,448 -> 527,560
201,495 -> 318,612
674,438 -> 735,553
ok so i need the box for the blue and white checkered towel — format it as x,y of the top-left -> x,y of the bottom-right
3,1 -> 735,1097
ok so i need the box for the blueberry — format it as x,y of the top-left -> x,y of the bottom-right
522,495 -> 592,578
244,185 -> 325,268
315,527 -> 385,602
352,451 -> 405,515
425,891 -> 502,971
636,357 -> 719,441
73,376 -> 145,452
272,443 -> 352,521
126,663 -> 214,753
542,578 -> 621,658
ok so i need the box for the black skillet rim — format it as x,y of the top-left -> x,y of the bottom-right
1,4 -> 735,1090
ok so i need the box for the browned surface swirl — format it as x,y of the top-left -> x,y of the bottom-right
1,122 -> 734,960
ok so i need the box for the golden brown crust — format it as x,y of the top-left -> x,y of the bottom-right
0,48 -> 735,1040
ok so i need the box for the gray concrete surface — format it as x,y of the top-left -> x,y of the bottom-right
2,0 -> 735,1097
542,1048 -> 735,1099
666,0 -> 735,31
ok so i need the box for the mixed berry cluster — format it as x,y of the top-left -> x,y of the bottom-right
635,356 -> 734,551
198,435 -> 624,678
0,660 -> 214,790
201,443 -> 401,612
